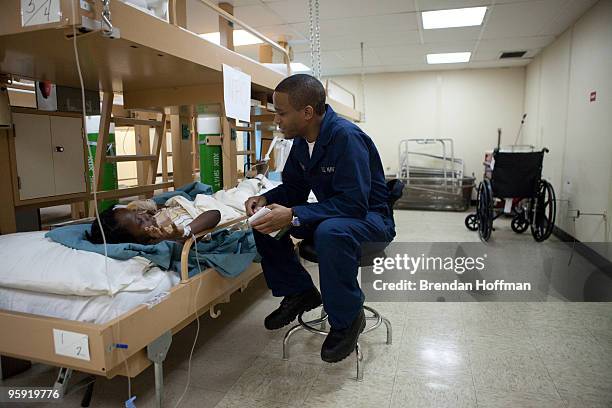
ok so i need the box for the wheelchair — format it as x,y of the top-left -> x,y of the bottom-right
465,148 -> 556,242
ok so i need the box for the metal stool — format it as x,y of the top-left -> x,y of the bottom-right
282,239 -> 393,381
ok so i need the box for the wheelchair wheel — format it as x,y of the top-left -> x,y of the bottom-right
477,179 -> 493,241
511,214 -> 529,233
465,213 -> 479,231
530,179 -> 556,242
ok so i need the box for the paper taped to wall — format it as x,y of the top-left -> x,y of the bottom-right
222,64 -> 251,123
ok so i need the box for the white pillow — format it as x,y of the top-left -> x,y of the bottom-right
0,231 -> 156,296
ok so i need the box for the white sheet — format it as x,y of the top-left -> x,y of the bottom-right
165,175 -> 281,224
0,268 -> 179,324
0,231 -> 157,296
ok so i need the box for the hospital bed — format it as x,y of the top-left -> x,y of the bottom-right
392,138 -> 475,211
0,216 -> 262,407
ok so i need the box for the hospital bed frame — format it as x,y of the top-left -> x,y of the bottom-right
0,216 -> 261,407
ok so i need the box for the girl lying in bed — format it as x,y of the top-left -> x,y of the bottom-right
86,199 -> 221,245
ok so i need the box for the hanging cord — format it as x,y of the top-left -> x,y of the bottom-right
360,42 -> 366,121
314,0 -> 321,78
308,0 -> 315,77
70,2 -> 132,401
174,234 -> 204,408
308,0 -> 321,78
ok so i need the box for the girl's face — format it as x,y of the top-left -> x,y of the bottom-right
113,208 -> 159,244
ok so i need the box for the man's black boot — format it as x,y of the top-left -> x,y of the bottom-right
264,287 -> 322,330
320,308 -> 366,363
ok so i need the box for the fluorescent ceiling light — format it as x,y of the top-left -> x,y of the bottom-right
290,62 -> 311,72
199,29 -> 263,46
422,7 -> 487,29
426,52 -> 471,64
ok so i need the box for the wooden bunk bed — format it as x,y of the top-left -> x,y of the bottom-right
0,1 -> 362,406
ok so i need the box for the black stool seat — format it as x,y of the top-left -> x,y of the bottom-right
298,239 -> 320,263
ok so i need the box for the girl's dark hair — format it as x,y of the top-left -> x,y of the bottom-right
85,208 -> 135,244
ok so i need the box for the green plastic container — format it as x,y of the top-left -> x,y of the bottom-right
86,116 -> 119,212
197,116 -> 223,192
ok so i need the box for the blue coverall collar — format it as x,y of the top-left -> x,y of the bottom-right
303,105 -> 336,170
315,104 -> 336,146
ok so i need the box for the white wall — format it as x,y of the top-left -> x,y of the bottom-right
523,0 -> 611,243
326,67 -> 526,184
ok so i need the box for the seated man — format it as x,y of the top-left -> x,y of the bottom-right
86,202 -> 221,245
245,74 -> 395,363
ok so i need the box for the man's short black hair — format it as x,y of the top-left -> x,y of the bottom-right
274,74 -> 326,115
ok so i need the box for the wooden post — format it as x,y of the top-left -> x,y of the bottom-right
161,129 -> 169,191
220,114 -> 237,188
0,128 -> 17,234
168,0 -> 187,28
170,107 -> 194,187
70,202 -> 86,219
134,112 -> 151,188
149,113 -> 167,185
218,2 -> 234,51
258,45 -> 273,64
191,114 -> 198,175
278,40 -> 290,66
93,92 -> 113,191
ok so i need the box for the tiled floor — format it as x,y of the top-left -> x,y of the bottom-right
2,210 -> 612,408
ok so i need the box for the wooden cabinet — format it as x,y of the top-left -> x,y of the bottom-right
12,112 -> 86,200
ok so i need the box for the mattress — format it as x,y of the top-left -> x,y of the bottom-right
0,268 -> 180,324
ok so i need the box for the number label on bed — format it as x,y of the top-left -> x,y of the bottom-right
52,329 -> 91,361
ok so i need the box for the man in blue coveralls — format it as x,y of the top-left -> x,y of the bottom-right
245,74 -> 395,363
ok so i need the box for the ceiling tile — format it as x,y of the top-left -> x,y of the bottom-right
293,51 -> 347,68
482,0 -> 570,39
373,44 -> 426,60
335,48 -> 382,67
234,4 -> 285,26
265,0 -> 417,23
417,0 -> 544,12
472,47 -> 538,61
476,35 -> 555,51
537,0 -> 598,36
289,13 -> 419,41
290,30 -> 421,53
422,26 -> 483,43
261,0 -> 308,24
252,24 -> 307,41
417,0 -> 492,12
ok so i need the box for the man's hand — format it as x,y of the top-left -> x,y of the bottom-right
250,204 -> 293,234
245,195 -> 267,216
